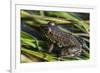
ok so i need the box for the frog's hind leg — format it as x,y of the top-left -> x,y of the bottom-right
60,46 -> 82,58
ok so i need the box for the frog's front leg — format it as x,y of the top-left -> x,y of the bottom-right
48,43 -> 54,53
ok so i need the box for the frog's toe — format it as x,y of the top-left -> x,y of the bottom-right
57,57 -> 64,61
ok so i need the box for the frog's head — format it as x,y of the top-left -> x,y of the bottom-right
40,21 -> 55,33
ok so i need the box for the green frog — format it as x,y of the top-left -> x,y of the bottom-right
40,22 -> 82,58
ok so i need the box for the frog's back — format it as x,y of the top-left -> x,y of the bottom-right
45,25 -> 81,48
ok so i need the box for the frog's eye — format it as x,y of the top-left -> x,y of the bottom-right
48,21 -> 55,26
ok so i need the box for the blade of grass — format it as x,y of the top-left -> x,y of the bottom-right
21,10 -> 71,24
46,11 -> 89,32
21,48 -> 57,61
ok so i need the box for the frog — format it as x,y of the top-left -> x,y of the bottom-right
39,21 -> 82,59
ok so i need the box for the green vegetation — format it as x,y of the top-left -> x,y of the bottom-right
21,10 -> 90,63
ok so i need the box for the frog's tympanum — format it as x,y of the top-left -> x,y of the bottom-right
39,22 -> 82,58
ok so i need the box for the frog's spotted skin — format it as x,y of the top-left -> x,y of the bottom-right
40,22 -> 82,58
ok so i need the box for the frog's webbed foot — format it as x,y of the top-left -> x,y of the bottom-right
57,57 -> 65,61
